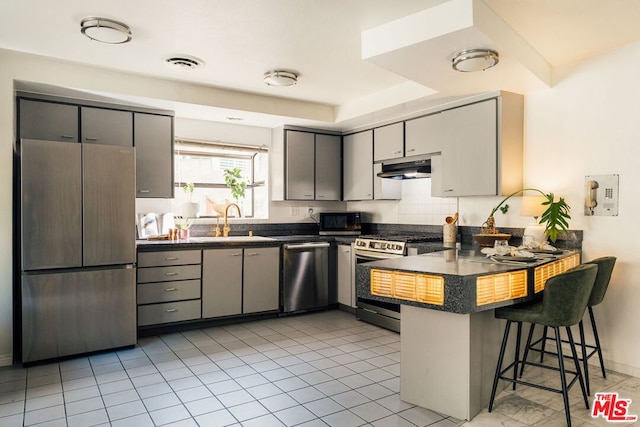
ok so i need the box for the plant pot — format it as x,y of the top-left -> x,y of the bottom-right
182,202 -> 199,218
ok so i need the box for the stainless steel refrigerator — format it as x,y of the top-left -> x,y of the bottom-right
19,138 -> 136,363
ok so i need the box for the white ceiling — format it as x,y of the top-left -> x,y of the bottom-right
1,0 -> 640,129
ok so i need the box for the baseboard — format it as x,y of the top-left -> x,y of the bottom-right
601,358 -> 640,378
0,353 -> 14,367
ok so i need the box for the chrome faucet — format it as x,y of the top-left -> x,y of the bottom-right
223,203 -> 241,237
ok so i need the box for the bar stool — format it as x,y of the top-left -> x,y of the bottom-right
488,263 -> 598,427
521,257 -> 616,396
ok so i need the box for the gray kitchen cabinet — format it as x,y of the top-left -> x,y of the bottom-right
374,122 -> 403,162
343,130 -> 373,201
281,130 -> 341,201
431,93 -> 523,197
285,130 -> 315,200
18,99 -> 78,142
315,134 -> 342,201
337,243 -> 356,308
202,248 -> 243,318
134,112 -> 174,198
243,247 -> 280,313
81,107 -> 133,146
136,249 -> 202,327
405,112 -> 445,156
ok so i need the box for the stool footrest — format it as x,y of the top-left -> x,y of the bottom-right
498,361 -> 582,396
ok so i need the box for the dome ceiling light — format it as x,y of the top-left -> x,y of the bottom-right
452,49 -> 499,72
263,70 -> 298,87
80,17 -> 132,44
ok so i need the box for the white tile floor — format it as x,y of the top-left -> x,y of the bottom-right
0,309 -> 637,427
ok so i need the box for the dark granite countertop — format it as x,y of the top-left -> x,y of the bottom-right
356,249 -> 580,314
136,234 -> 337,251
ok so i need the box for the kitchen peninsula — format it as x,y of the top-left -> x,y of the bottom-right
356,249 -> 580,420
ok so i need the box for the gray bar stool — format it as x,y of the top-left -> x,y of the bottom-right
488,263 -> 598,427
520,256 -> 616,396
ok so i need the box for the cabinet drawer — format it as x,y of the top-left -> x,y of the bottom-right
137,265 -> 201,283
138,250 -> 201,267
137,279 -> 201,304
138,300 -> 201,326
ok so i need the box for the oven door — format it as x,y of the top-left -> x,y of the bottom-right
354,252 -> 401,333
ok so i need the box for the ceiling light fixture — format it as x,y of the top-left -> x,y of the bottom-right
452,48 -> 499,72
80,17 -> 132,44
263,70 -> 298,87
165,56 -> 204,70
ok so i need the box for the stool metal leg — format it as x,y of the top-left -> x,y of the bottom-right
566,326 -> 590,409
540,325 -> 549,363
578,320 -> 590,396
513,322 -> 522,390
554,327 -> 572,427
589,307 -> 607,378
489,320 -> 512,412
519,324 -> 536,378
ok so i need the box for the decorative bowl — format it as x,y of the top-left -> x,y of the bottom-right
473,233 -> 511,248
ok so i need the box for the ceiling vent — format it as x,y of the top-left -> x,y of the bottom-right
165,56 -> 203,70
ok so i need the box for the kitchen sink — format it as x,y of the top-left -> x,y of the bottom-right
190,236 -> 277,243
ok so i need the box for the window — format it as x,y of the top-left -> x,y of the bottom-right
174,139 -> 268,219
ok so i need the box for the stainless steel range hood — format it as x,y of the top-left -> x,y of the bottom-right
377,155 -> 432,179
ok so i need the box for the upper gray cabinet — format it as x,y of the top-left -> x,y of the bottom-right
373,122 -> 403,162
273,128 -> 342,201
18,99 -> 78,142
134,113 -> 174,199
81,107 -> 133,146
430,93 -> 523,197
343,130 -> 373,201
405,112 -> 445,157
314,134 -> 341,201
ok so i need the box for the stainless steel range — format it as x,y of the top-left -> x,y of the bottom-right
354,234 -> 442,332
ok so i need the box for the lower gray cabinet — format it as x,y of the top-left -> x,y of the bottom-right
202,246 -> 280,318
243,247 -> 280,313
202,248 -> 243,318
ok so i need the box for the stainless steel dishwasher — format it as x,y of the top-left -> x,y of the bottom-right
282,242 -> 330,313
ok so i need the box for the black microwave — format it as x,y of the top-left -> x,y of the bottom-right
318,212 -> 362,236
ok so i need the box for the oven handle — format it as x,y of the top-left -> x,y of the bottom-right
354,252 -> 402,261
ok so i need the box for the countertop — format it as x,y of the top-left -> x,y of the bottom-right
356,248 -> 580,314
136,234 -> 352,251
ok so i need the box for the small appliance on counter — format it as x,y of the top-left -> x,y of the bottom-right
318,212 -> 361,236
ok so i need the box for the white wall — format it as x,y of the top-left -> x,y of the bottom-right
2,40 -> 640,375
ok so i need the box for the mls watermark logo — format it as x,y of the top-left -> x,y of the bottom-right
592,392 -> 638,422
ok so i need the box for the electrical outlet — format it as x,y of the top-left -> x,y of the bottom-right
290,206 -> 299,216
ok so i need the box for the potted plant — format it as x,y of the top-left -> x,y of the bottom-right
224,168 -> 247,205
181,182 -> 199,218
174,215 -> 193,240
475,188 -> 571,246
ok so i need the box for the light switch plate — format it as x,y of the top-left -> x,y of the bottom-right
584,174 -> 619,216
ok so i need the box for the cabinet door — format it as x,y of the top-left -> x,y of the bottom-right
337,244 -> 354,307
374,122 -> 403,162
343,130 -> 373,201
405,112 -> 445,156
285,130 -> 315,200
243,247 -> 280,313
202,248 -> 242,318
315,134 -> 341,201
19,99 -> 78,142
81,107 -> 133,146
134,113 -> 174,198
434,99 -> 497,197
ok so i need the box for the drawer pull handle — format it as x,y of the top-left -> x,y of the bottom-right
246,252 -> 258,256
139,189 -> 150,193
165,272 -> 178,276
165,287 -> 177,292
231,253 -> 242,256
407,148 -> 416,152
85,137 -> 98,141
164,257 -> 178,260
165,308 -> 177,313
61,135 -> 74,139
